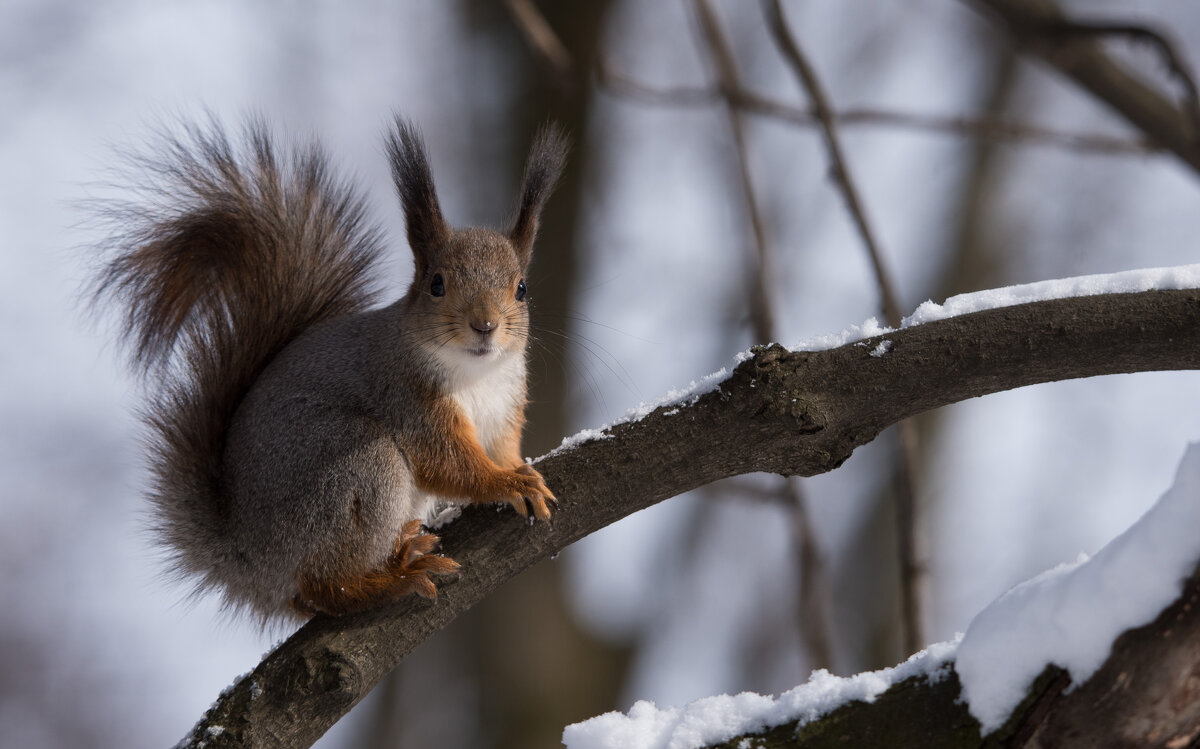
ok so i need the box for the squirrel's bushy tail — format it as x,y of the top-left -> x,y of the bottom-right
93,118 -> 386,602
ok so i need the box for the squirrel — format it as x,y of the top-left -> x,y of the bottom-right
93,115 -> 567,622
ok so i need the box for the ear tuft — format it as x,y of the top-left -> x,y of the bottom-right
509,122 -> 569,264
386,117 -> 449,268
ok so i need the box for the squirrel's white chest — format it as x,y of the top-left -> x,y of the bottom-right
447,354 -> 526,460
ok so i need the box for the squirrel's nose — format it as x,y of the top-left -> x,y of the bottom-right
470,319 -> 497,336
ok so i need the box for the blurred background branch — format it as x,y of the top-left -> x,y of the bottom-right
761,0 -> 926,654
967,0 -> 1200,172
691,0 -> 835,671
502,0 -> 575,92
762,0 -> 902,324
594,57 -> 1158,154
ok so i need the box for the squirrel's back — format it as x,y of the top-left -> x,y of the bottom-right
93,119 -> 387,610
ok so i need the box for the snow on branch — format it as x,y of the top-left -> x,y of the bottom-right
178,270 -> 1200,748
548,263 -> 1200,458
565,442 -> 1200,748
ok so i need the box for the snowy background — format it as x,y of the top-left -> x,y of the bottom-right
2,1 -> 1199,747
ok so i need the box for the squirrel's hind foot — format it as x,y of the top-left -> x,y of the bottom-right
391,519 -> 461,598
292,520 -> 461,617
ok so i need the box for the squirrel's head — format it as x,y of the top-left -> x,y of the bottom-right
386,118 -> 568,376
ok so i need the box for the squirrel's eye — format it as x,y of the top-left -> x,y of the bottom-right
516,279 -> 527,302
431,274 -> 445,297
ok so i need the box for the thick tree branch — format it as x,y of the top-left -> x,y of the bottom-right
178,288 -> 1200,747
966,0 -> 1200,174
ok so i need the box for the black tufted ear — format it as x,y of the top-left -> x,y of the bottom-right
509,123 -> 569,267
386,117 -> 449,270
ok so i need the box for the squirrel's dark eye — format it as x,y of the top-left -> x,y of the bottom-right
515,279 -> 527,302
430,274 -> 445,297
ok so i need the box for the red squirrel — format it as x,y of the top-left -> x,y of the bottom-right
94,116 -> 567,621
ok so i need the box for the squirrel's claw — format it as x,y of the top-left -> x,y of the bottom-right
502,465 -> 556,522
519,493 -> 554,522
391,522 -> 461,599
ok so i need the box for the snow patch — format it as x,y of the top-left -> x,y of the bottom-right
956,441 -> 1200,732
906,263 -> 1200,326
542,264 -> 1200,461
424,504 -> 463,530
565,441 -> 1200,745
552,427 -> 614,454
817,263 -> 1200,351
796,316 -> 892,352
562,641 -> 959,749
539,367 -> 732,459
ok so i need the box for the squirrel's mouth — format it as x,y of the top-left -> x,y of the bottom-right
466,345 -> 501,358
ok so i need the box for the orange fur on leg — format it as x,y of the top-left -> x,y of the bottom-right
409,402 -> 557,520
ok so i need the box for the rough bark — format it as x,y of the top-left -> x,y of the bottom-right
176,287 -> 1200,748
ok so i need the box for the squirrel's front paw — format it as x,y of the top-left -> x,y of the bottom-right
503,464 -> 557,521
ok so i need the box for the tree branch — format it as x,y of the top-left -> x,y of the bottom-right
502,0 -> 575,91
594,57 -> 1158,155
762,0 -> 900,326
692,0 -> 780,344
706,562 -> 1200,748
966,0 -> 1200,174
178,287 -> 1200,747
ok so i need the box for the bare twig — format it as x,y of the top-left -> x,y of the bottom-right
761,0 -> 899,325
595,57 -> 731,107
786,478 -> 834,669
1024,19 -> 1200,142
691,0 -> 835,670
692,0 -> 777,341
762,0 -> 926,655
502,0 -> 574,88
712,476 -> 836,670
967,0 -> 1200,174
595,57 -> 1157,155
892,426 -> 925,654
696,0 -> 777,336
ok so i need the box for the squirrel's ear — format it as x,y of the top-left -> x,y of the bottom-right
387,117 -> 449,268
509,122 -> 569,266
